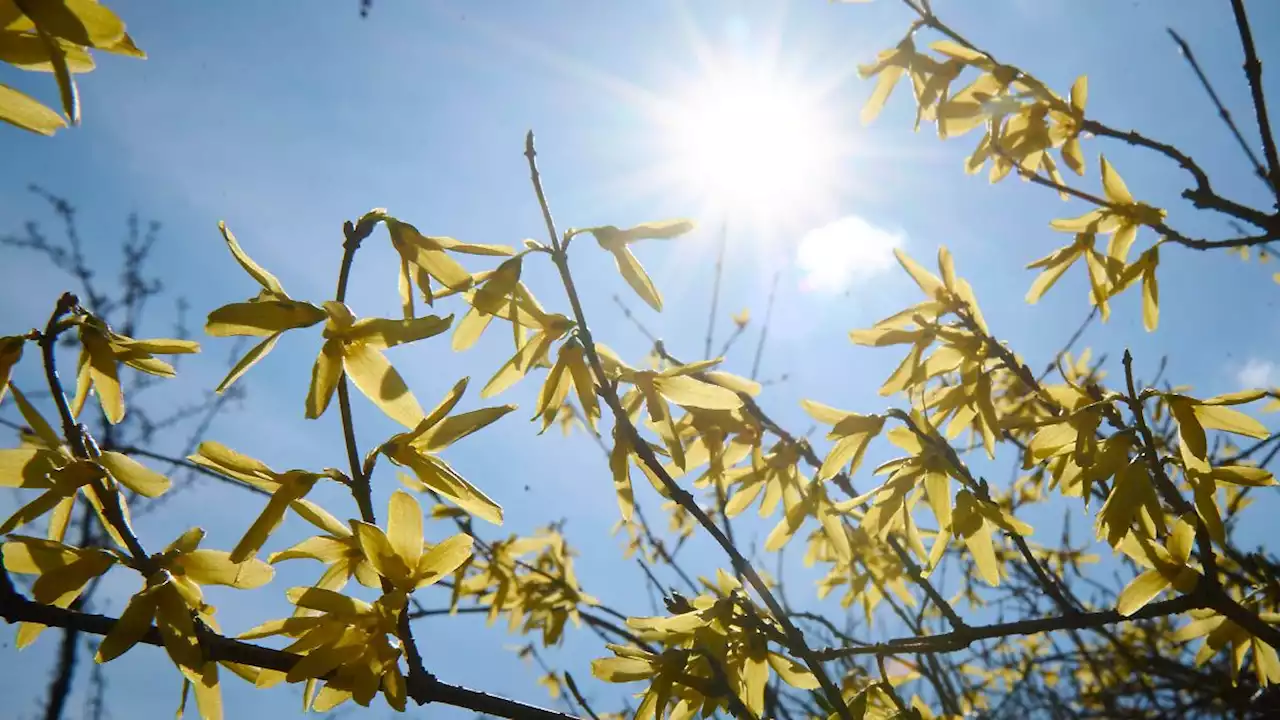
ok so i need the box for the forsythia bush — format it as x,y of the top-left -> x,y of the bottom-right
2,1 -> 1280,719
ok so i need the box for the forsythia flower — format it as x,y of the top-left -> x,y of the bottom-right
97,528 -> 274,720
579,220 -> 696,312
374,378 -> 511,524
187,441 -> 333,562
593,572 -> 817,720
71,313 -> 199,424
351,490 -> 474,592
1,385 -> 170,542
307,301 -> 453,428
205,222 -> 327,392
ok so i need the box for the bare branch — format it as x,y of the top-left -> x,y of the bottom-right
1167,28 -> 1273,193
0,565 -> 579,720
1228,0 -> 1280,200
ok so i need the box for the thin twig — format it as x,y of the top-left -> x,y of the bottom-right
1015,166 -> 1277,250
525,131 -> 852,720
1167,28 -> 1272,193
1228,0 -> 1280,200
331,218 -> 434,697
112,445 -> 271,497
749,270 -> 781,381
563,672 -> 602,720
886,535 -> 967,631
1037,306 -> 1098,384
704,220 -> 728,359
1121,350 -> 1280,650
876,654 -> 912,715
611,294 -> 659,345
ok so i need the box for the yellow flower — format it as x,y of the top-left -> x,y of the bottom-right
1175,606 -> 1280,687
802,400 -> 884,481
352,490 -> 474,592
607,355 -> 744,470
240,586 -> 409,712
532,339 -> 599,434
70,313 -> 199,424
375,378 -> 510,525
1114,522 -> 1200,616
267,499 -> 381,592
593,579 -> 816,719
0,334 -> 25,404
580,220 -> 696,312
187,441 -> 331,562
1050,157 -> 1166,271
94,528 -> 272,720
2,535 -> 117,648
381,213 -> 513,316
306,301 -> 452,428
0,0 -> 143,135
1,386 -> 171,542
205,222 -> 327,392
1047,76 -> 1088,175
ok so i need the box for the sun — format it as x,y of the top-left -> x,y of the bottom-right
655,60 -> 845,230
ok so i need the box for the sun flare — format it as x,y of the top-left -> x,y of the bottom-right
658,63 -> 844,229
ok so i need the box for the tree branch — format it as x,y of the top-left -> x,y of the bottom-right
1122,350 -> 1280,650
903,0 -> 1280,228
1166,28 -> 1273,194
1228,0 -> 1280,200
1014,166 -> 1278,250
525,130 -> 852,720
0,565 -> 578,720
330,217 -> 434,693
814,590 -> 1206,660
39,293 -> 153,569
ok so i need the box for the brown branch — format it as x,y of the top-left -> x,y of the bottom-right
885,535 -> 967,631
0,565 -> 577,720
1121,350 -> 1280,650
1079,120 -> 1276,229
524,130 -> 852,720
1166,28 -> 1273,194
904,0 -> 1280,229
814,589 -> 1206,660
1228,0 -> 1280,200
331,217 -> 433,691
39,293 -> 152,569
563,672 -> 602,720
1014,166 -> 1277,250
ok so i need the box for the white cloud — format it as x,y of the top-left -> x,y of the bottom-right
795,215 -> 902,293
1237,358 -> 1279,389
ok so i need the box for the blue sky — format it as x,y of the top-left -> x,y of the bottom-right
3,0 -> 1280,717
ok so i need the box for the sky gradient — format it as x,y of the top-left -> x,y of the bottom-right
2,1 -> 1279,717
